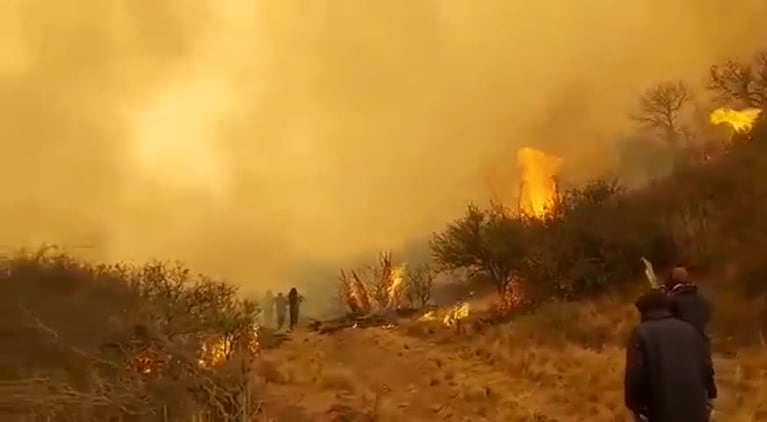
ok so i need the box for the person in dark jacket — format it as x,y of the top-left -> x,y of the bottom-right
287,287 -> 304,331
624,290 -> 716,422
274,292 -> 288,330
664,267 -> 712,340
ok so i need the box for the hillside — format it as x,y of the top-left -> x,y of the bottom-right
255,289 -> 766,421
3,51 -> 767,422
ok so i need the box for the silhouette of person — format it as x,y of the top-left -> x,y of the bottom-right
287,287 -> 304,331
261,290 -> 275,328
274,292 -> 288,330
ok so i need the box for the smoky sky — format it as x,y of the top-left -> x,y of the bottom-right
1,0 -> 765,293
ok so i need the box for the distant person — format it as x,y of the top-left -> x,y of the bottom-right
624,290 -> 716,422
274,292 -> 288,330
664,267 -> 712,340
287,287 -> 304,331
261,290 -> 275,328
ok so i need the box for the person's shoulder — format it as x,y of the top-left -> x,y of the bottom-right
656,317 -> 702,339
638,316 -> 688,332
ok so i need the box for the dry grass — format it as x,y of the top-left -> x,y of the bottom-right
252,280 -> 767,421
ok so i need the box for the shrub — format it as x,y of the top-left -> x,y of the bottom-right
0,247 -> 261,421
431,179 -> 678,301
430,204 -> 529,293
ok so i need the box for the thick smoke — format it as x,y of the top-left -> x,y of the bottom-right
1,1 -> 765,299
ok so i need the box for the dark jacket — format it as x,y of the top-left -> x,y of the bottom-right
624,309 -> 716,422
667,283 -> 711,336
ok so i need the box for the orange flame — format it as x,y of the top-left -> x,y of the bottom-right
386,264 -> 406,308
517,147 -> 562,218
710,107 -> 762,134
198,323 -> 260,368
443,302 -> 470,327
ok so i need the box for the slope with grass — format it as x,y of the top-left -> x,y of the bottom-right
255,284 -> 767,421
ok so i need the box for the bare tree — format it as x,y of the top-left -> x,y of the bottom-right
707,51 -> 767,107
405,264 -> 434,308
632,81 -> 694,148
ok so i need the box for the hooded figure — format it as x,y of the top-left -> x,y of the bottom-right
261,290 -> 275,328
274,292 -> 288,330
624,290 -> 716,422
664,267 -> 712,338
287,288 -> 304,331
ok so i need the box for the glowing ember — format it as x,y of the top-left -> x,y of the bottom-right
517,147 -> 562,218
492,279 -> 527,316
710,107 -> 762,134
418,311 -> 437,321
198,337 -> 230,368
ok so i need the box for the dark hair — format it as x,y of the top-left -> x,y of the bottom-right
635,290 -> 671,314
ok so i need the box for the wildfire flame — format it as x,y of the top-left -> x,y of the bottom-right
710,107 -> 762,134
129,325 -> 260,375
341,270 -> 373,315
386,264 -> 406,308
198,323 -> 260,369
198,337 -> 230,368
517,147 -> 562,218
442,302 -> 471,328
418,311 -> 437,321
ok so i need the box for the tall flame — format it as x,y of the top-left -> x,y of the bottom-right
709,107 -> 762,134
517,147 -> 563,218
386,264 -> 406,308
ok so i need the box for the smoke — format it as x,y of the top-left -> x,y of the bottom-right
1,0 -> 765,296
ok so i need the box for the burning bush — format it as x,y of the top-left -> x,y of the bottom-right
338,252 -> 416,315
490,277 -> 529,318
339,269 -> 373,316
432,179 -> 676,302
0,247 -> 262,421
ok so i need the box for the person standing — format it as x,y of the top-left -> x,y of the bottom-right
624,290 -> 716,421
664,267 -> 712,339
287,287 -> 304,331
274,292 -> 288,330
261,290 -> 275,328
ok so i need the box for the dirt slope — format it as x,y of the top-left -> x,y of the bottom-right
253,310 -> 766,422
257,326 -> 553,421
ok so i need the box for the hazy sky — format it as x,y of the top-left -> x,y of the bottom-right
1,0 -> 765,293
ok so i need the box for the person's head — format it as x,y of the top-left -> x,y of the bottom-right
635,290 -> 672,319
289,287 -> 297,295
277,292 -> 283,297
665,266 -> 690,288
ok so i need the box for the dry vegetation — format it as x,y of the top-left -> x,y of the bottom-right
0,248 -> 263,421
3,50 -> 767,421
